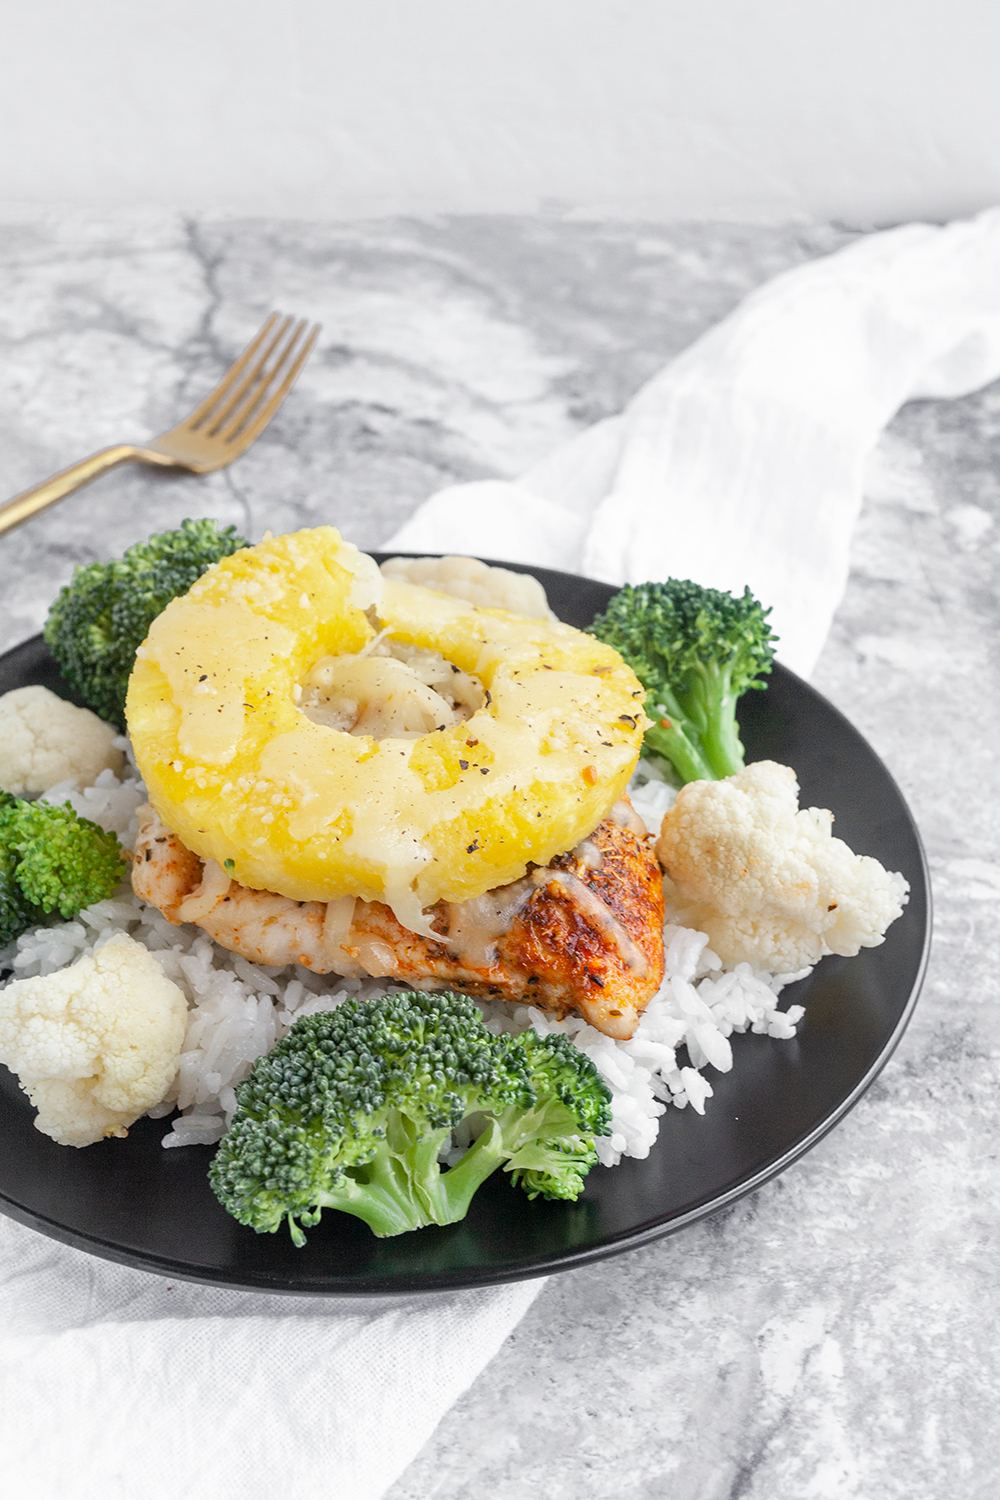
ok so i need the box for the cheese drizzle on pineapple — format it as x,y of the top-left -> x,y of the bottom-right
126,527 -> 647,939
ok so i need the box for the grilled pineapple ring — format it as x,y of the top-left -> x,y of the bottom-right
126,526 -> 646,934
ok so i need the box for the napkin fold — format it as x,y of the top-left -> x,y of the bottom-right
8,208 -> 1000,1500
0,1212 -> 542,1500
386,206 -> 1000,678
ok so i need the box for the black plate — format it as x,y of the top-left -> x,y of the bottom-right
0,561 -> 930,1293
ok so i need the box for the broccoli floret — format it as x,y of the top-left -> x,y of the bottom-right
500,1029 -> 614,1201
0,793 -> 43,946
209,991 -> 612,1244
0,844 -> 41,948
0,794 -> 126,946
7,801 -> 126,918
43,518 -> 248,729
588,579 -> 776,784
0,802 -> 44,947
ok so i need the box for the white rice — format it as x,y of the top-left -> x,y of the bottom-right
0,753 -> 808,1166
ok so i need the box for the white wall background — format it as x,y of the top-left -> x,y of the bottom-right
2,0 -> 998,224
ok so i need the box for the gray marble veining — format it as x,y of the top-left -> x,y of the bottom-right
0,212 -> 996,1500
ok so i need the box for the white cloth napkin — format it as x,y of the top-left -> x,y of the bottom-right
0,1210 -> 543,1500
386,206 -> 1000,678
7,208 -> 1000,1500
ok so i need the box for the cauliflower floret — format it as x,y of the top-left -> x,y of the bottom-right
654,760 -> 908,972
0,932 -> 188,1146
380,554 -> 553,619
0,685 -> 124,796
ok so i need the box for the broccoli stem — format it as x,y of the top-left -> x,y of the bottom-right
701,706 -> 744,780
422,1117 -> 511,1223
644,664 -> 746,783
315,1146 -> 447,1239
311,1112 -> 508,1239
682,662 -> 746,780
643,715 -> 716,784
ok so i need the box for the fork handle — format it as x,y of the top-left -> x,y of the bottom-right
0,445 -> 169,540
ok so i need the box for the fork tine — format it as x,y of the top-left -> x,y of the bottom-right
220,323 -> 320,450
183,313 -> 282,430
213,317 -> 304,440
217,320 -> 315,445
199,314 -> 295,436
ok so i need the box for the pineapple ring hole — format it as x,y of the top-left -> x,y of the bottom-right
295,635 -> 486,740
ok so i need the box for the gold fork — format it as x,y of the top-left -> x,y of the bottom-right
0,312 -> 321,539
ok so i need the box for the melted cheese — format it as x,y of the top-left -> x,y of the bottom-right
176,857 -> 232,923
442,878 -> 533,968
531,866 -> 649,977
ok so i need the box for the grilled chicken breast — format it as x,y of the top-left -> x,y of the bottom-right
132,799 -> 665,1039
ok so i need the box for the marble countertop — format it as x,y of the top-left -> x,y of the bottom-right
0,212 -> 996,1499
